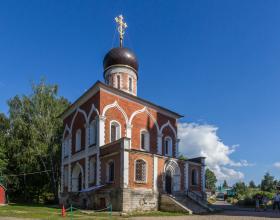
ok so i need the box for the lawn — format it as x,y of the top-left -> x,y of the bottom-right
0,204 -> 186,219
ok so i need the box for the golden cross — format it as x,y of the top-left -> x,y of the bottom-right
115,15 -> 128,48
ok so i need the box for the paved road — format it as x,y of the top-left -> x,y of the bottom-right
131,210 -> 280,219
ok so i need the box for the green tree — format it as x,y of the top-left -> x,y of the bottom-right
261,172 -> 275,192
233,182 -> 247,196
223,180 -> 228,188
205,168 -> 217,191
5,79 -> 70,202
249,180 -> 256,188
0,113 -> 9,174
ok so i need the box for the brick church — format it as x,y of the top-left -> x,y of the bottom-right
59,15 -> 206,212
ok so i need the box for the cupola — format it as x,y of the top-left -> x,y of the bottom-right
103,15 -> 138,96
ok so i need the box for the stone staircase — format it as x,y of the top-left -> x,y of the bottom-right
160,192 -> 213,214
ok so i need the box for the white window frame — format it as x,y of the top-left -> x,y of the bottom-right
110,120 -> 121,142
63,136 -> 70,157
75,129 -> 82,152
89,119 -> 97,146
134,159 -> 147,183
106,160 -> 115,183
140,129 -> 150,151
164,136 -> 173,157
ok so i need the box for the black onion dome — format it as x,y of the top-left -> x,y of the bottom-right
103,47 -> 139,72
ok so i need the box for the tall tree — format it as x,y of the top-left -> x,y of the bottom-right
233,182 -> 247,195
249,180 -> 256,188
205,168 -> 217,191
0,113 -> 9,174
223,180 -> 228,188
5,79 -> 70,202
261,172 -> 275,192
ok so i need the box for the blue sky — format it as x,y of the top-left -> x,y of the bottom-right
0,0 -> 280,184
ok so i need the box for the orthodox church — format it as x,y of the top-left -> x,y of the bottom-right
59,15 -> 206,212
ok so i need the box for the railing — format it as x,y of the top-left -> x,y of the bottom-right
186,190 -> 212,211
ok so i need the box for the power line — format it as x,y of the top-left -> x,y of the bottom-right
1,169 -> 52,177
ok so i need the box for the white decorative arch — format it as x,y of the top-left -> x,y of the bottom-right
87,104 -> 100,122
70,108 -> 88,132
128,107 -> 160,133
102,101 -> 129,125
164,159 -> 181,175
163,159 -> 181,193
160,120 -> 177,138
63,124 -> 71,139
71,162 -> 84,192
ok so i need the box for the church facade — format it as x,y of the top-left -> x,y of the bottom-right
59,15 -> 206,212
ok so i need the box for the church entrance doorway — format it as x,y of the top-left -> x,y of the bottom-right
165,170 -> 172,194
164,159 -> 181,194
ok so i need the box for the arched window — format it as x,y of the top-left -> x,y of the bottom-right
164,137 -> 172,156
129,77 -> 132,92
135,159 -> 147,182
110,121 -> 121,142
117,75 -> 121,89
89,120 -> 97,146
140,130 -> 150,151
89,157 -> 97,185
107,160 -> 115,183
63,136 -> 70,157
191,169 -> 198,186
75,129 -> 81,152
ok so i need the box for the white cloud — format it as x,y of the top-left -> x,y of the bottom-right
178,122 -> 248,183
274,162 -> 280,169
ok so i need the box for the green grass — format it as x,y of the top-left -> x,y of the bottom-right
0,204 -> 118,219
0,204 -> 187,219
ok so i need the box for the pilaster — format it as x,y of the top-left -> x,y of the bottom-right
157,134 -> 163,155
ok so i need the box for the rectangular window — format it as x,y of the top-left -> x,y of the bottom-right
111,125 -> 116,142
108,162 -> 115,182
165,140 -> 169,155
141,133 -> 145,150
117,75 -> 120,89
129,78 -> 132,92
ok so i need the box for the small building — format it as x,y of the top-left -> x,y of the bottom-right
0,184 -> 6,205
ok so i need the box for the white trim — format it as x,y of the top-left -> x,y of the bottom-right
164,159 -> 181,193
70,108 -> 88,132
109,120 -> 121,142
160,120 -> 177,138
102,101 -> 129,125
134,159 -> 148,184
123,150 -> 129,188
164,136 -> 173,157
128,107 -> 160,133
87,104 -> 100,121
71,162 -> 84,192
63,124 -> 71,139
153,156 -> 158,191
184,162 -> 189,191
